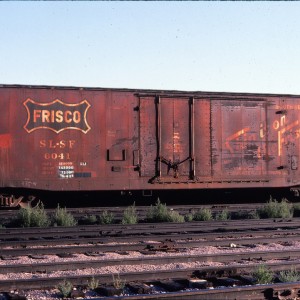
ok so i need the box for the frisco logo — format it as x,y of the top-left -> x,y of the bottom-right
23,98 -> 91,133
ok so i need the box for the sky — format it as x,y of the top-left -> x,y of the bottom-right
0,1 -> 300,94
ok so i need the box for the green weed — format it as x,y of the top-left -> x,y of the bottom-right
215,209 -> 230,221
99,210 -> 115,224
112,273 -> 126,290
252,265 -> 273,284
193,208 -> 213,221
258,197 -> 293,219
57,279 -> 73,298
122,203 -> 138,224
88,276 -> 99,290
51,205 -> 77,227
147,199 -> 184,223
15,203 -> 50,227
278,267 -> 300,283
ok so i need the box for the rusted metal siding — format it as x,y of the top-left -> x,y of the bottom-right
139,97 -> 157,177
194,99 -> 211,177
0,88 -> 11,185
211,99 -> 268,178
271,98 -> 300,186
1,84 -> 300,194
0,87 -> 138,191
140,97 -> 195,181
105,91 -> 136,189
139,94 -> 300,188
139,96 -> 212,182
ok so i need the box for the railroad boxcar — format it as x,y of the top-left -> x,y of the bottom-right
1,84 -> 300,207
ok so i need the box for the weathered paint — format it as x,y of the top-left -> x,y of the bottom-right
0,85 -> 300,195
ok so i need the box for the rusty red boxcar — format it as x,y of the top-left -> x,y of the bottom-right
1,84 -> 300,207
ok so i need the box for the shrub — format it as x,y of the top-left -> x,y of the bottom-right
122,203 -> 138,224
51,205 -> 77,227
147,199 -> 184,223
112,273 -> 126,290
193,208 -> 213,221
252,265 -> 273,284
16,203 -> 50,227
16,208 -> 31,227
215,209 -> 230,221
147,199 -> 168,222
167,210 -> 185,223
88,276 -> 99,290
184,213 -> 194,222
278,267 -> 300,282
258,197 -> 293,219
57,279 -> 73,298
247,210 -> 260,219
99,210 -> 115,224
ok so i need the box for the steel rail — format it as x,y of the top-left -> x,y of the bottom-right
0,230 -> 300,257
1,248 -> 300,274
0,218 -> 298,241
79,282 -> 300,300
1,261 -> 300,291
0,225 -> 300,251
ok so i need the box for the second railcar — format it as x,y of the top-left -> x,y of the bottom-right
0,85 -> 300,207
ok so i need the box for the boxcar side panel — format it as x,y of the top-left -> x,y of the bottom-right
194,99 -> 211,178
211,99 -> 271,179
2,85 -> 300,198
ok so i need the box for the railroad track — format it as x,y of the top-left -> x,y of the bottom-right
1,218 -> 300,299
1,228 -> 300,256
2,248 -> 300,274
0,217 -> 298,241
0,218 -> 299,251
2,262 -> 300,299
